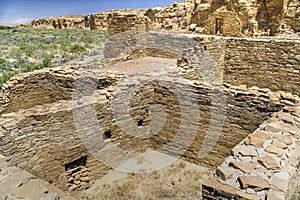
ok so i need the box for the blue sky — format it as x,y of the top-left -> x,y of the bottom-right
0,0 -> 179,24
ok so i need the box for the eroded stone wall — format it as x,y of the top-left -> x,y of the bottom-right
224,38 -> 300,95
105,31 -> 300,96
0,67 -> 77,115
0,67 -> 297,193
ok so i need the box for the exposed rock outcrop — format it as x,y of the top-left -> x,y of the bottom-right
30,0 -> 300,37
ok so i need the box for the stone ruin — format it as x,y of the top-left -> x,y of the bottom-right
1,0 -> 300,199
30,0 -> 300,37
0,28 -> 299,199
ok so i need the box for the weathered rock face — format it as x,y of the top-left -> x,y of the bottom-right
31,15 -> 91,29
30,0 -> 300,36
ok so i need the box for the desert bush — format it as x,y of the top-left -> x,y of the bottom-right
0,70 -> 18,85
0,29 -> 108,86
69,44 -> 87,54
0,26 -> 12,30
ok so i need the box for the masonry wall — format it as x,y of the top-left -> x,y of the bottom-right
105,31 -> 300,95
0,69 -> 296,192
114,80 -> 292,166
104,31 -> 227,83
224,38 -> 300,95
0,68 -> 76,115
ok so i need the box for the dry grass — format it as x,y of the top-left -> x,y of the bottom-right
81,160 -> 209,199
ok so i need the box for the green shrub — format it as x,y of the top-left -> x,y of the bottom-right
41,55 -> 52,68
0,26 -> 12,30
0,70 -> 18,85
69,44 -> 86,54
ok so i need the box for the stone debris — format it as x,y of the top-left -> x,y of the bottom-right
0,154 -> 75,200
238,176 -> 270,191
214,106 -> 300,199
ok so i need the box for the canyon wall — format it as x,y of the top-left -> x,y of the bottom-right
30,0 -> 300,36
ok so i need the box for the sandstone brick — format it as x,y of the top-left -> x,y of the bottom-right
257,156 -> 280,170
238,176 -> 270,191
229,161 -> 253,174
265,145 -> 285,157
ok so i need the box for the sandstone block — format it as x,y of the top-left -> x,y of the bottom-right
272,139 -> 288,149
244,135 -> 265,147
239,146 -> 257,157
274,135 -> 293,145
229,161 -> 253,173
257,156 -> 280,170
238,176 -> 270,191
264,122 -> 283,133
265,145 -> 285,157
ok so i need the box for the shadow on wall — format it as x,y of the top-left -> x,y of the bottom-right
256,0 -> 284,35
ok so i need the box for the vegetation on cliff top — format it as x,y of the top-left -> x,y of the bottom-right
0,28 -> 107,85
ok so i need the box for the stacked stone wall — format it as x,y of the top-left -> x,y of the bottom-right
0,69 -> 297,192
104,31 -> 300,95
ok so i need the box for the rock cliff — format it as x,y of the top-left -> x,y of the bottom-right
30,0 -> 300,37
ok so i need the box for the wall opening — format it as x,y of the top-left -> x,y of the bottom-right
138,119 -> 144,126
103,130 -> 112,140
215,18 -> 224,34
65,156 -> 90,191
65,156 -> 87,172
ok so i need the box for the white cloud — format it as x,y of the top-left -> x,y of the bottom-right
11,18 -> 32,24
4,9 -> 14,12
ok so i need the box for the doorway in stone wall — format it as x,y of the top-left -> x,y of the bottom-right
215,18 -> 224,34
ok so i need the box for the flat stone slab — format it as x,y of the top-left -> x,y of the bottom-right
257,156 -> 280,170
265,145 -> 285,157
10,179 -> 48,200
268,175 -> 288,192
238,176 -> 270,191
229,161 -> 253,174
239,146 -> 257,157
216,167 -> 233,181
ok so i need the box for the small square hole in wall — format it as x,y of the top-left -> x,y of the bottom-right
138,119 -> 144,126
65,156 -> 87,172
103,130 -> 112,141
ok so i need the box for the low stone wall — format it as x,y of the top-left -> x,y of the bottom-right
0,153 -> 75,199
0,67 -> 77,115
104,31 -> 300,95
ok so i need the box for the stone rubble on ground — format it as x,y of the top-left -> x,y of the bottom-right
214,105 -> 300,200
0,154 -> 75,200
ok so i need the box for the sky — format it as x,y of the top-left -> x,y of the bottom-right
0,0 -> 179,24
